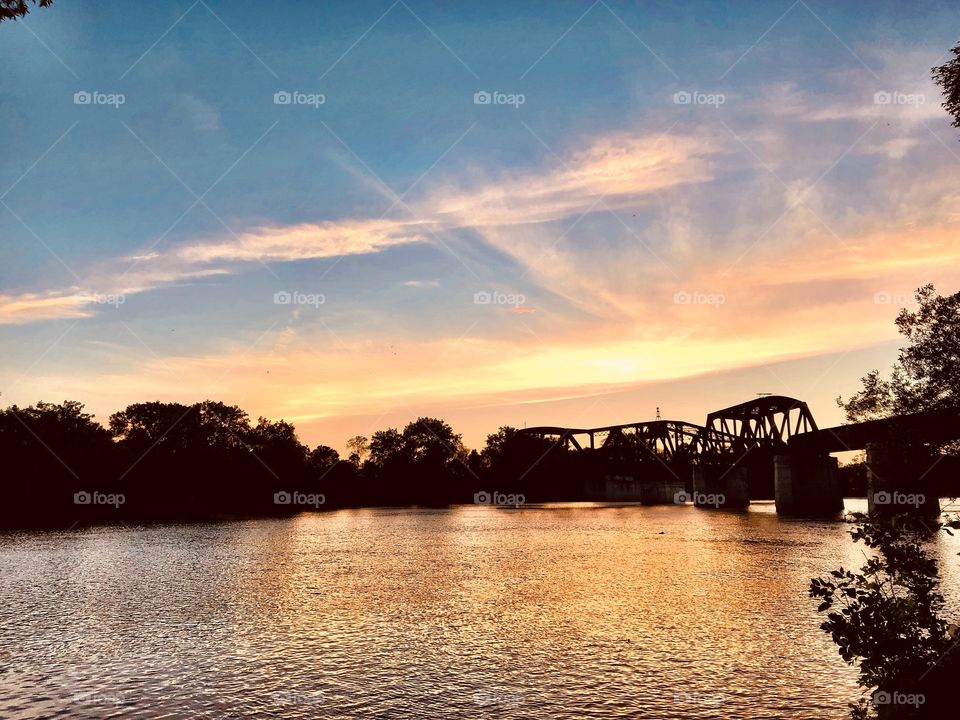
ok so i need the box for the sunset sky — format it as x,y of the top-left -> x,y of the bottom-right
2,0 -> 960,451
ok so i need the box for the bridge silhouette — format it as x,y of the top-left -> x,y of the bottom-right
521,396 -> 960,515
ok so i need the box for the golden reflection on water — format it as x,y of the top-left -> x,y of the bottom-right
1,502 -> 958,719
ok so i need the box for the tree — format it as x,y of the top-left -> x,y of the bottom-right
345,435 -> 368,466
402,417 -> 466,467
245,416 -> 310,484
309,445 -> 340,472
811,514 -> 960,718
109,400 -> 285,518
0,0 -> 53,23
359,419 -> 471,505
933,44 -> 960,130
480,425 -> 576,501
367,428 -> 406,468
402,417 -> 470,503
0,401 -> 116,526
839,285 -> 960,422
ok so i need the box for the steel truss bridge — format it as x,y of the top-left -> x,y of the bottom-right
519,395 -> 960,514
521,395 -> 819,460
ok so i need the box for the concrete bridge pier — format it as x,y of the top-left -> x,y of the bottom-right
640,470 -> 687,505
692,464 -> 750,509
774,452 -> 843,515
589,466 -> 688,504
865,442 -> 941,516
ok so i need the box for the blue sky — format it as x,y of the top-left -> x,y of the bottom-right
2,0 -> 960,449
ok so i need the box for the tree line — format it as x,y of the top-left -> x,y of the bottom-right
0,401 -> 597,527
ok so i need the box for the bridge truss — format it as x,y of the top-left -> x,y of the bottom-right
521,396 -> 818,461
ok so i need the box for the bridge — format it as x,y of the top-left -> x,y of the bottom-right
521,396 -> 960,515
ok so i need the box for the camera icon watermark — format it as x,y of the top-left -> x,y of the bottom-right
873,90 -> 925,107
74,490 -> 125,508
274,90 -> 326,108
673,90 -> 725,107
274,490 -> 325,508
273,290 -> 325,308
473,290 -> 526,307
673,290 -> 725,308
74,90 -> 125,108
474,90 -> 525,108
474,490 -> 526,507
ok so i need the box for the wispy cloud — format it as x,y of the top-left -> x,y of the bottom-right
0,129 -> 719,325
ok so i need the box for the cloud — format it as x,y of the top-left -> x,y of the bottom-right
0,292 -> 95,325
427,131 -> 720,227
0,220 -> 425,325
0,128 -> 719,325
174,219 -> 422,264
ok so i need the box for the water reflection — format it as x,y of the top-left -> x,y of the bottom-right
1,502 -> 957,719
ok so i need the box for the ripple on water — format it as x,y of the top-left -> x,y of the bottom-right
3,503 -> 955,719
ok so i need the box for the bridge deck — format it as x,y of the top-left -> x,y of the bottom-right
788,407 -> 960,453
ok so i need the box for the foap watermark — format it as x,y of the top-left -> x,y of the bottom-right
674,490 -> 725,508
873,90 -> 925,107
673,90 -> 725,107
274,490 -> 326,508
274,90 -> 326,108
673,290 -> 725,308
673,691 -> 725,707
873,290 -> 912,305
273,290 -> 325,308
473,290 -> 526,308
474,90 -> 525,108
71,691 -> 129,707
474,490 -> 526,507
76,291 -> 125,308
872,491 -> 926,508
473,690 -> 522,709
872,690 -> 925,709
74,490 -> 125,508
272,690 -> 325,705
74,90 -> 125,108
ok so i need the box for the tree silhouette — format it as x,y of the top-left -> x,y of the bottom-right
345,435 -> 369,465
811,515 -> 960,718
933,45 -> 960,131
0,0 -> 53,23
839,285 -> 960,422
0,395 -> 611,527
0,401 -> 116,526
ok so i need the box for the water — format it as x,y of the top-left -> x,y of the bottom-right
2,501 -> 958,719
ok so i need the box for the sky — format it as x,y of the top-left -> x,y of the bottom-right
2,0 -> 960,452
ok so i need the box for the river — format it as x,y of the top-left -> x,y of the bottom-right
2,500 -> 958,719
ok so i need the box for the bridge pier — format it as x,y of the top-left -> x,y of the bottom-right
692,464 -> 749,508
865,442 -> 940,516
774,452 -> 843,515
641,471 -> 686,505
588,467 -> 687,504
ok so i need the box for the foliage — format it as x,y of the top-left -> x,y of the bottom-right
345,435 -> 369,465
839,285 -> 960,423
810,514 -> 960,718
361,418 -> 471,505
0,0 -> 52,23
933,44 -> 960,130
0,399 -> 657,526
